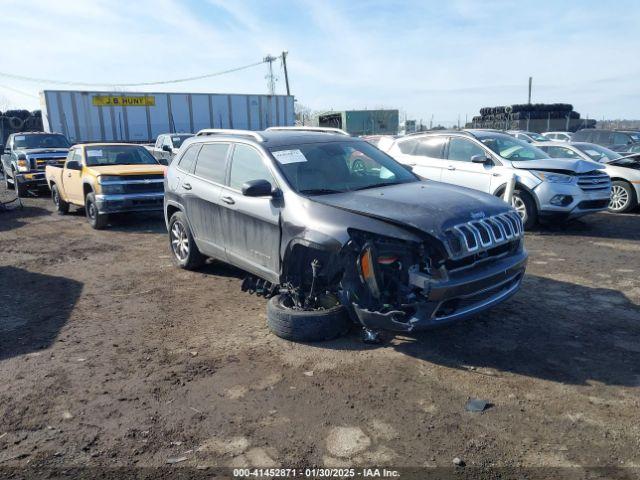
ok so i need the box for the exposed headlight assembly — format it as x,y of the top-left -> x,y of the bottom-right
531,171 -> 574,184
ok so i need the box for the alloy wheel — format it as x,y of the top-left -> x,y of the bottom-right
171,221 -> 189,261
609,185 -> 629,212
87,201 -> 97,220
512,195 -> 528,223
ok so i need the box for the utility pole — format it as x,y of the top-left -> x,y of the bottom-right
281,51 -> 291,96
264,54 -> 278,95
528,76 -> 532,104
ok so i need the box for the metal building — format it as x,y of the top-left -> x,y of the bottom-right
40,90 -> 295,143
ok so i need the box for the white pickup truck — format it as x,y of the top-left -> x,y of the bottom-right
149,133 -> 193,165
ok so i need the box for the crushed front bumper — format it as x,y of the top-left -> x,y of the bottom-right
95,193 -> 164,214
352,249 -> 528,332
534,181 -> 610,220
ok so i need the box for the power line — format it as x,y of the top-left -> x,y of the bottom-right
0,83 -> 39,99
0,57 -> 280,88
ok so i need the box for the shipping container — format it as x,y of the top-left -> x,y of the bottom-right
316,109 -> 399,136
40,90 -> 295,143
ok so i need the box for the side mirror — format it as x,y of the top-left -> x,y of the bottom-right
401,163 -> 413,172
242,179 -> 274,197
471,154 -> 491,164
66,160 -> 81,171
162,145 -> 172,152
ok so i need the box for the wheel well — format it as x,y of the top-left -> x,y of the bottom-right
610,177 -> 630,185
166,204 -> 181,221
83,183 -> 93,198
494,182 -> 531,197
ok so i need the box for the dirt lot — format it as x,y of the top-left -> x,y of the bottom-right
0,185 -> 639,476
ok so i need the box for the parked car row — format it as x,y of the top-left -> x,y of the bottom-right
22,127 -> 530,342
3,126 -> 637,343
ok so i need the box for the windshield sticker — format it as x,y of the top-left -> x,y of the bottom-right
14,135 -> 25,141
172,137 -> 181,142
87,149 -> 103,157
273,149 -> 307,164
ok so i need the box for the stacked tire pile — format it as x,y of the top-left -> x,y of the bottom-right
469,103 -> 596,132
0,110 -> 44,143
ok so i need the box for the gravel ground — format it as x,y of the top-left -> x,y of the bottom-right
0,185 -> 639,477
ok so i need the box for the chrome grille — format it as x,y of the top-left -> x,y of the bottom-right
445,211 -> 523,260
32,156 -> 67,171
577,171 -> 611,192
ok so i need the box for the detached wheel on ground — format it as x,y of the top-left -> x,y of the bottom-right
168,211 -> 205,270
51,184 -> 69,215
511,189 -> 537,229
609,180 -> 637,213
85,192 -> 108,229
267,294 -> 351,342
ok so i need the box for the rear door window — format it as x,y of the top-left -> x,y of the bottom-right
397,138 -> 418,154
414,137 -> 446,158
194,143 -> 230,184
177,144 -> 200,173
229,144 -> 275,191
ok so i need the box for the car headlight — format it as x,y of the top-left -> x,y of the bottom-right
101,183 -> 125,194
16,158 -> 29,172
531,171 -> 574,184
98,175 -> 122,183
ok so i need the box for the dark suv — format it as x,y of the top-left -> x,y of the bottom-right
164,128 -> 528,342
572,129 -> 640,152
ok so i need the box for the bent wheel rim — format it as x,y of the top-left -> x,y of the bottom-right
512,195 -> 528,223
609,185 -> 629,211
170,221 -> 189,261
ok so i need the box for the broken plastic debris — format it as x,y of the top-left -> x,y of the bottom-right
166,456 -> 188,464
465,398 -> 492,413
453,457 -> 465,466
303,371 -> 314,377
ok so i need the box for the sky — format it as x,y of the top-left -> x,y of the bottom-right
1,0 -> 640,126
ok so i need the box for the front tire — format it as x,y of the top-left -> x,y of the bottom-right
168,211 -> 205,270
85,192 -> 108,229
51,184 -> 69,215
511,189 -> 537,229
609,180 -> 637,213
266,294 -> 351,342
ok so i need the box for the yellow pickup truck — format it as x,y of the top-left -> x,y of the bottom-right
45,143 -> 166,229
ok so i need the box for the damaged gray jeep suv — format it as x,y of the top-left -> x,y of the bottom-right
164,128 -> 528,342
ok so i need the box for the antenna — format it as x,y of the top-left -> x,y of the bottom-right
264,54 -> 278,95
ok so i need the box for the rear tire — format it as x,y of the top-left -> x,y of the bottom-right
609,180 -> 637,213
511,189 -> 537,229
85,192 -> 108,229
51,184 -> 69,215
168,211 -> 205,270
267,294 -> 351,342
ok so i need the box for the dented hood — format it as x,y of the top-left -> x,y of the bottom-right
511,158 -> 603,173
310,181 -> 510,237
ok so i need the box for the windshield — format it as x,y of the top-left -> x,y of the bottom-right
479,135 -> 549,161
172,135 -> 193,148
13,134 -> 70,149
84,145 -> 159,166
573,144 -> 622,163
269,141 -> 417,195
527,132 -> 549,141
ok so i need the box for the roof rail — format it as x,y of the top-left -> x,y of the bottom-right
265,126 -> 350,136
195,129 -> 265,142
404,129 -> 473,137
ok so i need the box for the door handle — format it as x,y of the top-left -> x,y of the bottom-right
182,183 -> 192,190
492,172 -> 500,177
221,196 -> 235,205
67,172 -> 72,177
447,165 -> 456,170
